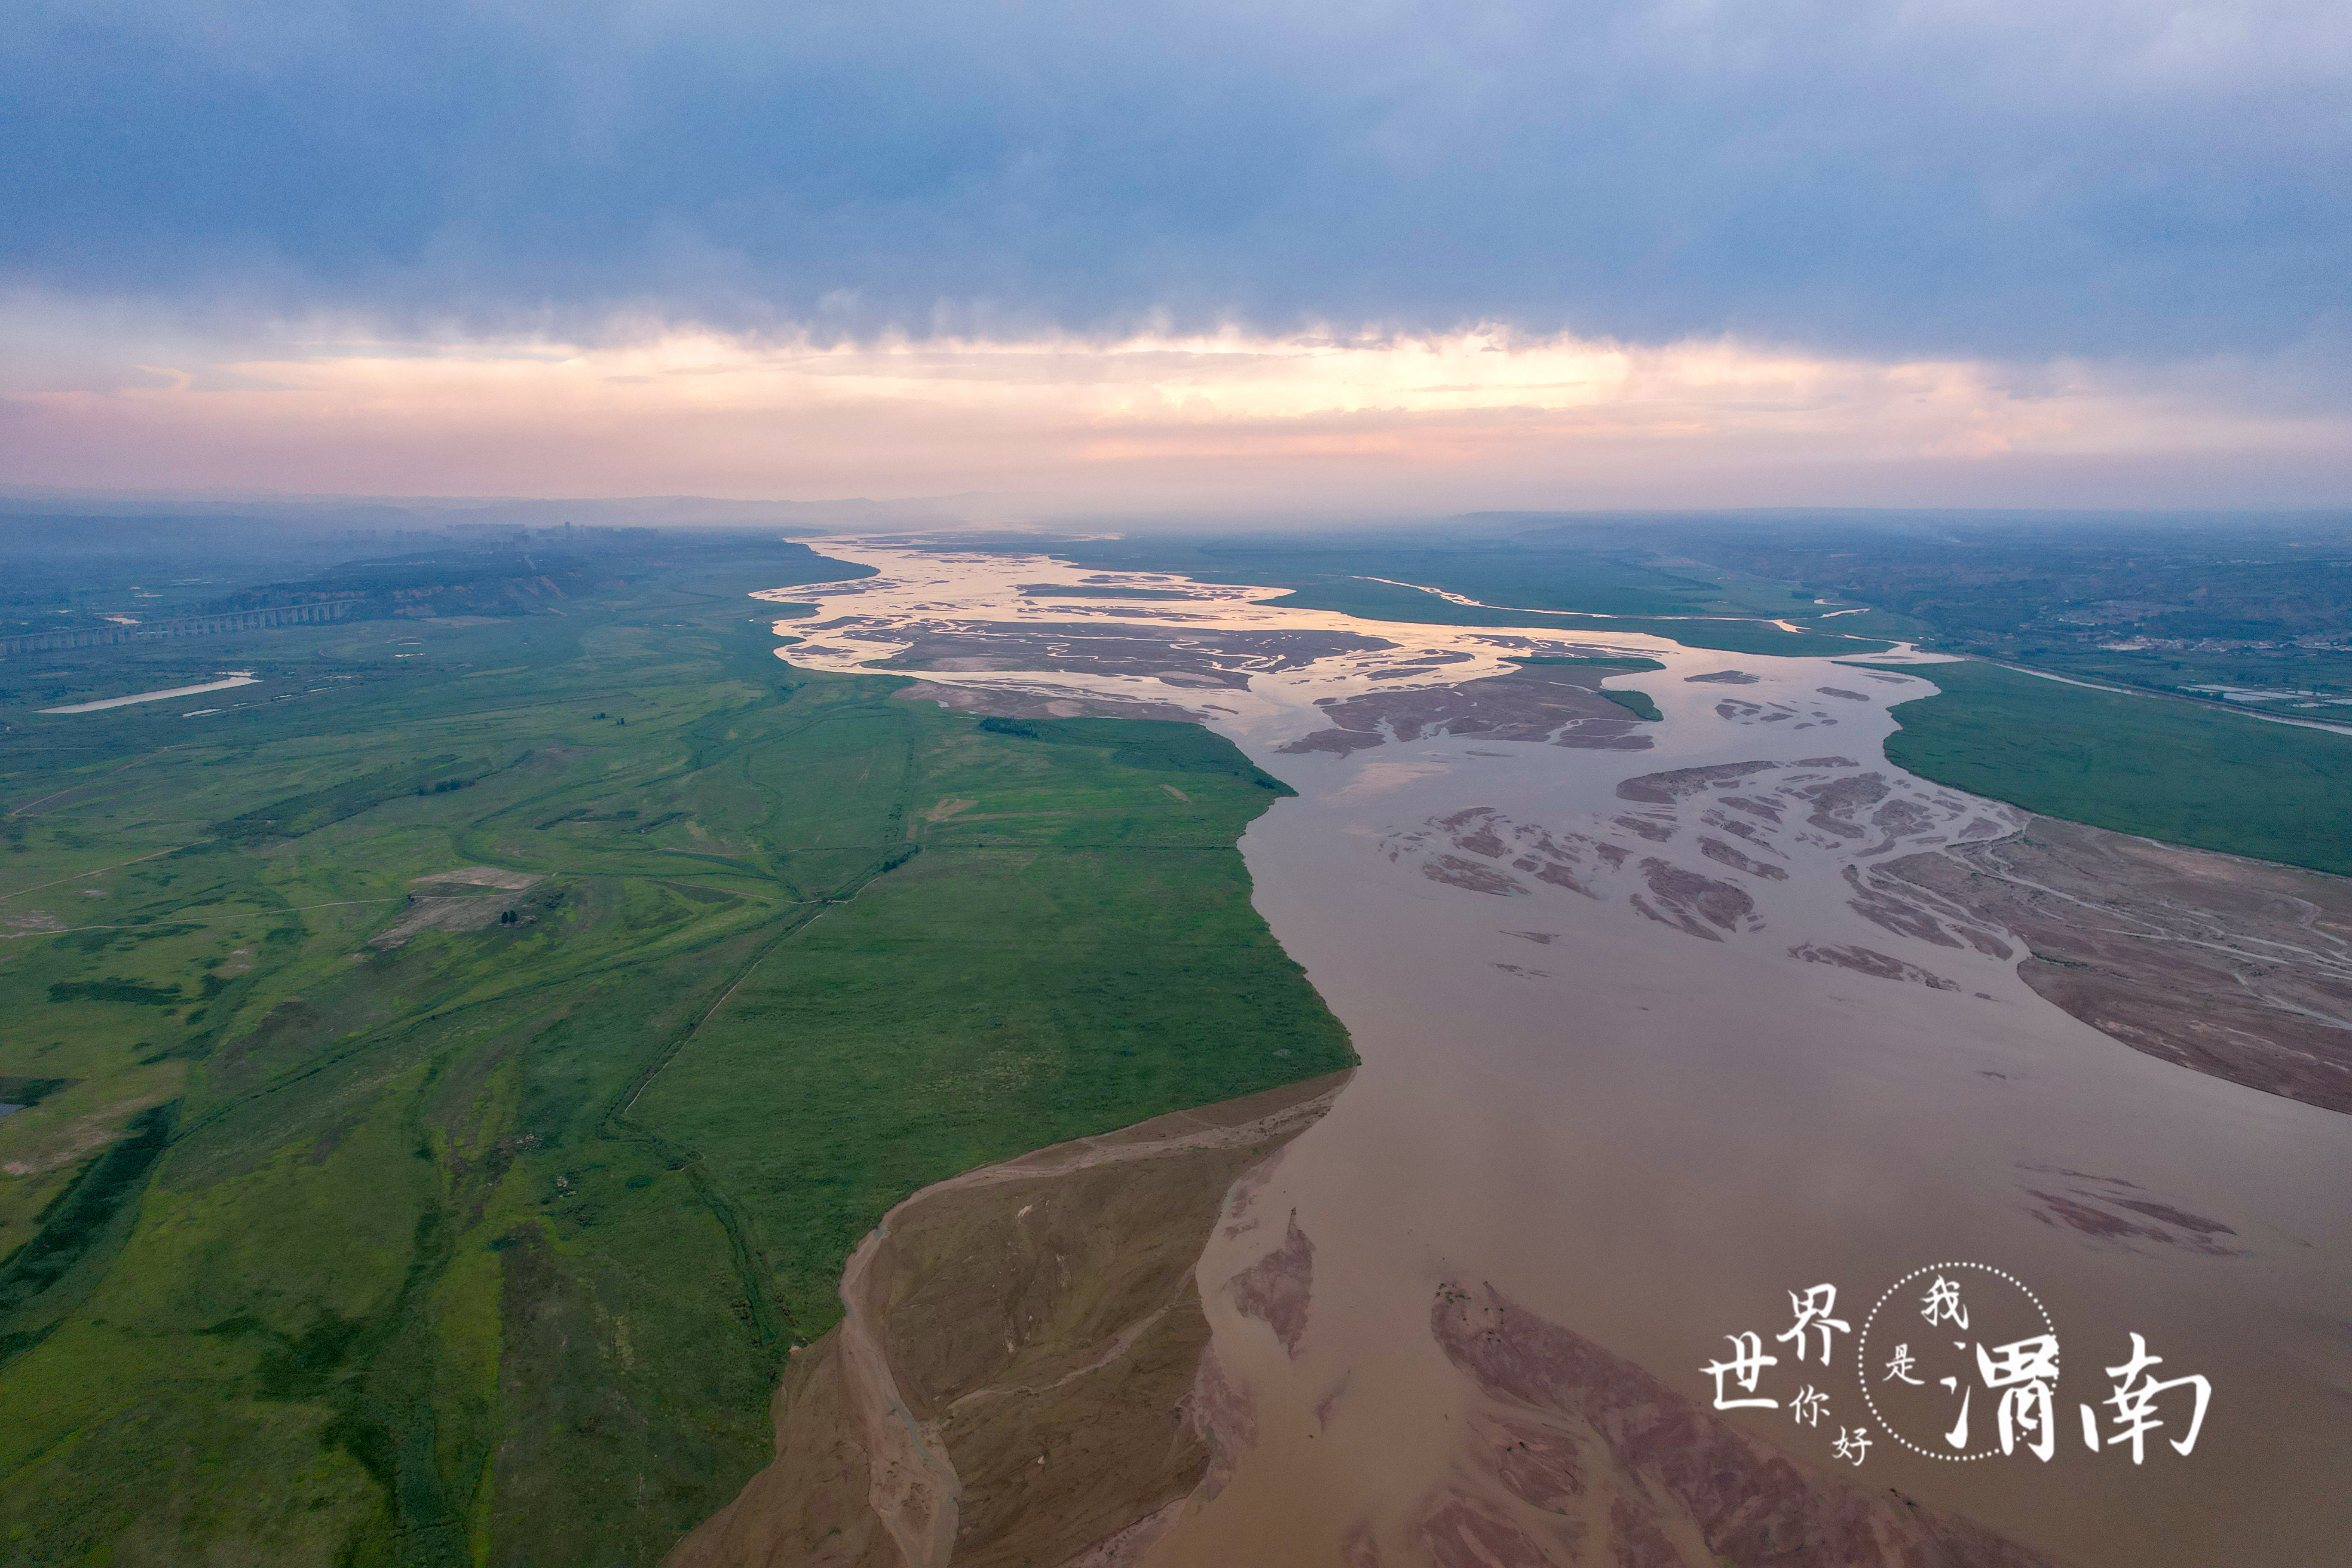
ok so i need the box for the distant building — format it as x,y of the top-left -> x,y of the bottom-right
450,523 -> 530,544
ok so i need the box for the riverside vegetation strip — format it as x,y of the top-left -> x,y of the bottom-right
1013,536 -> 1904,657
0,544 -> 1350,1567
1876,658 -> 2352,876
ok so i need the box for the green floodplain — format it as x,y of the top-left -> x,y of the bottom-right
7,526 -> 2352,1567
0,541 -> 1349,1566
1031,537 -> 1909,657
1874,658 -> 2352,877
1247,575 -> 1900,658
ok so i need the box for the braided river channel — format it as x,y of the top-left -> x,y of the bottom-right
766,543 -> 2352,1568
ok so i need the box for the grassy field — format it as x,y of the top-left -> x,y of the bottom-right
1243,576 -> 1895,656
1876,660 -> 2352,876
1505,655 -> 1667,671
1598,689 -> 1665,722
1996,643 -> 2352,704
0,544 -> 1350,1567
1017,539 -> 1901,657
1257,576 -> 1901,656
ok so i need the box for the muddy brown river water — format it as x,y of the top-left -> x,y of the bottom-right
769,546 -> 2352,1568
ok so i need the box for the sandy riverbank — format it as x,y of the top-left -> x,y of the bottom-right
666,1073 -> 1349,1568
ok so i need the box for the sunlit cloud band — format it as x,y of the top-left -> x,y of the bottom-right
5,308 -> 2346,513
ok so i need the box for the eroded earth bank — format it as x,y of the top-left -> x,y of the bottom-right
667,1074 -> 1350,1568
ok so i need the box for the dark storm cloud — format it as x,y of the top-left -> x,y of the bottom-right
4,0 -> 2345,356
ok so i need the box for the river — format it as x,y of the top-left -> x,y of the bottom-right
768,544 -> 2352,1568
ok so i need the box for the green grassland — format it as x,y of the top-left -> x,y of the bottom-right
1505,655 -> 1667,671
1022,539 -> 1900,657
1603,511 -> 2352,707
1249,574 -> 1894,656
1991,642 -> 2352,704
1597,689 -> 1665,722
1875,660 -> 2352,876
1272,552 -> 1722,617
0,548 -> 1350,1566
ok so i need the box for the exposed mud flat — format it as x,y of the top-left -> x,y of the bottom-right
1398,1282 -> 2057,1568
370,868 -> 547,946
415,865 -> 542,890
667,1074 -> 1348,1568
753,545 -> 2352,1567
753,552 -> 1667,741
1886,818 -> 2352,1112
889,678 -> 1199,724
1279,662 -> 1656,755
838,617 -> 1390,692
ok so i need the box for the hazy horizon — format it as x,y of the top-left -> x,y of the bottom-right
10,483 -> 2352,542
7,0 -> 2349,511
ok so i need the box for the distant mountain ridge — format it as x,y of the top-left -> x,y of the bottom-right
0,486 -> 1032,531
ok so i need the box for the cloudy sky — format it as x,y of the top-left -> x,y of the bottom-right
4,0 -> 2347,512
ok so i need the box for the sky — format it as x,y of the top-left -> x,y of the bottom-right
3,0 -> 2347,514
